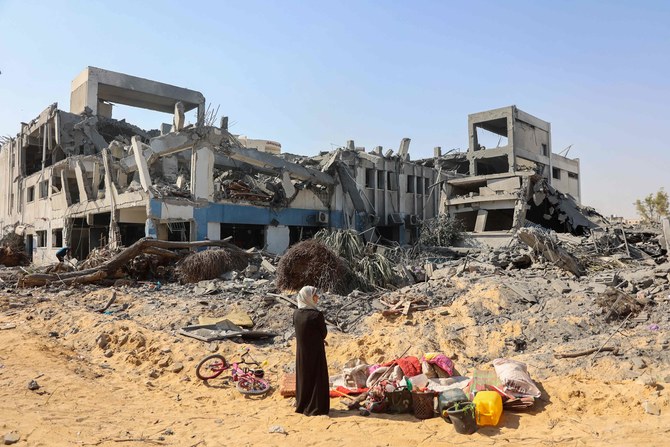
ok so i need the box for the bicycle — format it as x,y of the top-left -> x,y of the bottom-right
195,348 -> 271,396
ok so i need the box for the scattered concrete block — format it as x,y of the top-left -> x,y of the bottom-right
261,259 -> 276,274
643,400 -> 660,415
430,267 -> 455,280
3,432 -> 20,445
552,281 -> 572,294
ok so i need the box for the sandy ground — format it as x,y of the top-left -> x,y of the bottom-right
1,282 -> 670,446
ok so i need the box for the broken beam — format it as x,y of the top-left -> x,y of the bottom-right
221,145 -> 334,186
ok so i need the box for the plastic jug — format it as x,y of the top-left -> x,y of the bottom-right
472,391 -> 503,426
408,373 -> 429,390
438,389 -> 468,420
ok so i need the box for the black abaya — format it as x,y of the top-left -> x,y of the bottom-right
293,308 -> 330,416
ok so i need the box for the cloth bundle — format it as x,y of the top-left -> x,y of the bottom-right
492,358 -> 541,398
421,353 -> 455,378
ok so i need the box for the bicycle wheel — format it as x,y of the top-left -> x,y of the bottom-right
236,376 -> 270,396
195,354 -> 228,380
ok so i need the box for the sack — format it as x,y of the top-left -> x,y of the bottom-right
422,361 -> 438,378
423,353 -> 455,377
343,359 -> 370,388
492,358 -> 541,398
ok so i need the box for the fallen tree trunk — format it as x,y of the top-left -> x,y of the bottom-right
20,270 -> 108,287
517,227 -> 585,277
19,237 -> 234,287
554,346 -> 618,359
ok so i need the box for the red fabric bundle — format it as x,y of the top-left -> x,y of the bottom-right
383,356 -> 422,378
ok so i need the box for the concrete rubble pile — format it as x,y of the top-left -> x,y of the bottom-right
0,66 -> 669,390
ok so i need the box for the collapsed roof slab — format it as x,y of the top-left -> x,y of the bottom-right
119,127 -> 335,186
70,67 -> 205,119
447,171 -> 533,187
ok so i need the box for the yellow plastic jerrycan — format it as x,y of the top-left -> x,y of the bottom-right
473,391 -> 503,426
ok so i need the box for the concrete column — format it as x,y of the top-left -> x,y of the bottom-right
145,218 -> 158,238
92,162 -> 100,200
191,146 -> 214,200
61,171 -> 71,206
662,217 -> 670,253
74,161 -> 90,202
474,209 -> 489,233
131,136 -> 152,192
207,222 -> 221,240
266,225 -> 290,254
197,103 -> 205,127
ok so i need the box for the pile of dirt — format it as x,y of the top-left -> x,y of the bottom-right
176,247 -> 251,283
276,239 -> 350,293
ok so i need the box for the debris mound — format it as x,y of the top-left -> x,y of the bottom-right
176,247 -> 251,283
275,239 -> 349,293
517,226 -> 585,276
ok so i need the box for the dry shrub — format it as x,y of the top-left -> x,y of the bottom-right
0,232 -> 29,267
78,247 -> 124,270
595,287 -> 643,321
0,246 -> 29,267
176,247 -> 251,283
419,214 -> 464,247
276,239 -> 349,293
315,229 -> 395,290
0,232 -> 25,252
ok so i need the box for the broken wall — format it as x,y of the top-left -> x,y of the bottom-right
550,153 -> 581,204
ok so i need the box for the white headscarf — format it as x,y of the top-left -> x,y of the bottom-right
296,286 -> 318,309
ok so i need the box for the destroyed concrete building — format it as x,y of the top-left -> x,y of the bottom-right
0,67 -> 442,265
439,106 -> 600,246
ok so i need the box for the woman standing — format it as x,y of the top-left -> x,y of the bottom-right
293,286 -> 330,416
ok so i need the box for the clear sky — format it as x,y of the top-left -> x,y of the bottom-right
1,0 -> 668,218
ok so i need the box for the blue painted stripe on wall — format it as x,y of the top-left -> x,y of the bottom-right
149,199 -> 162,219
149,198 -> 346,229
194,207 -> 208,240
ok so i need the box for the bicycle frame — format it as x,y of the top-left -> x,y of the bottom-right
195,348 -> 270,395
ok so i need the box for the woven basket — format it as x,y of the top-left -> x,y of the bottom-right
412,391 -> 436,419
386,389 -> 413,413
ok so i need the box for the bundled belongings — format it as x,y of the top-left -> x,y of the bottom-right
422,353 -> 456,378
492,358 -> 542,398
330,351 -> 465,419
465,368 -> 502,400
342,359 -> 370,388
465,363 -> 536,410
